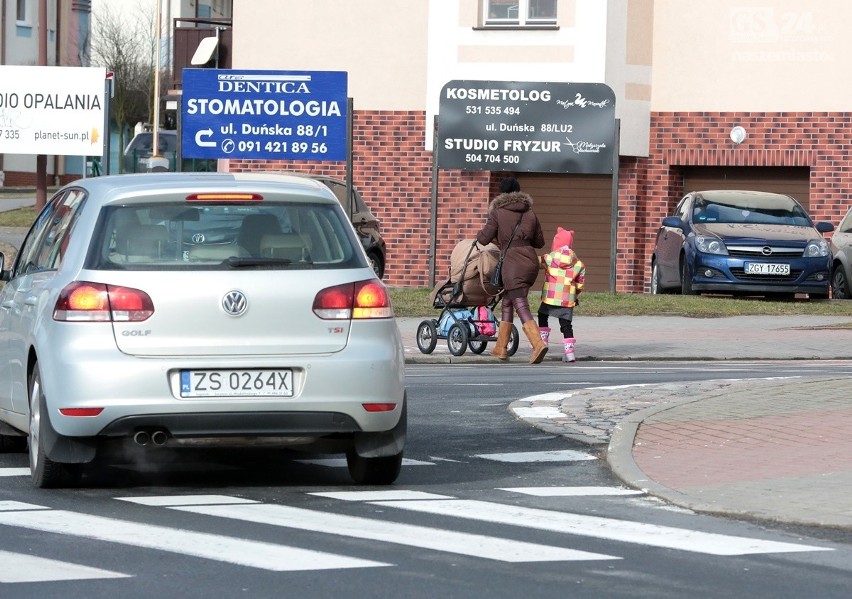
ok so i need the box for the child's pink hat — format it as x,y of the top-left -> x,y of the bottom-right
552,227 -> 574,251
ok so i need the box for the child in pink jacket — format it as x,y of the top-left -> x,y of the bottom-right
538,228 -> 586,362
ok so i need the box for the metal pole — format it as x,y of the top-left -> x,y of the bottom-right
609,118 -> 621,293
346,98 -> 354,215
429,115 -> 439,288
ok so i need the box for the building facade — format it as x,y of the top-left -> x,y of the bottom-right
217,0 -> 852,293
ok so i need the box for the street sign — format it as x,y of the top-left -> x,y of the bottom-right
181,69 -> 348,161
437,80 -> 616,174
0,66 -> 106,156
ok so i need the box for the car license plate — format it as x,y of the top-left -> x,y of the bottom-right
744,262 -> 790,275
180,369 -> 293,398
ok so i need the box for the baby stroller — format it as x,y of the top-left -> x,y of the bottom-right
416,239 -> 520,357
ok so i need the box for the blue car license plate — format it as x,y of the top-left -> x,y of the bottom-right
744,262 -> 790,275
180,369 -> 293,398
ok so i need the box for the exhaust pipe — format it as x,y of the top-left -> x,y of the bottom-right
133,431 -> 150,446
151,430 -> 169,446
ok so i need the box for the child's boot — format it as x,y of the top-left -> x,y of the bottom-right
563,337 -> 576,363
539,327 -> 551,345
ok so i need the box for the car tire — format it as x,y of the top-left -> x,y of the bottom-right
680,259 -> 696,295
367,251 -> 384,279
447,323 -> 469,356
832,265 -> 851,299
346,449 -> 403,485
416,320 -> 438,354
28,363 -> 77,488
651,262 -> 665,294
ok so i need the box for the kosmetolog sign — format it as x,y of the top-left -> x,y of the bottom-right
437,80 -> 616,174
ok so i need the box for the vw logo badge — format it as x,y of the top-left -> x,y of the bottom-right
192,233 -> 206,244
222,290 -> 247,316
761,246 -> 773,256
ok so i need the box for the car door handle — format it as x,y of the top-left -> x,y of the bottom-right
0,300 -> 13,310
24,296 -> 38,306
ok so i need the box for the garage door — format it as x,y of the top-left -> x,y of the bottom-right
682,167 -> 810,211
517,174 -> 612,292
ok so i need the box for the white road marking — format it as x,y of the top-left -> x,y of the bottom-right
371,499 -> 831,556
130,495 -> 617,563
0,508 -> 388,571
501,487 -> 645,497
295,457 -> 434,468
309,491 -> 452,501
475,449 -> 596,463
0,501 -> 49,512
0,550 -> 130,583
0,468 -> 29,477
512,406 -> 565,419
117,494 -> 258,507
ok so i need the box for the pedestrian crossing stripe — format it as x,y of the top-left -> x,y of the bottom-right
0,550 -> 130,583
0,502 -> 389,572
117,495 -> 617,563
369,499 -> 831,556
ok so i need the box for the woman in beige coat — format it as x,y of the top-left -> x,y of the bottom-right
476,178 -> 548,364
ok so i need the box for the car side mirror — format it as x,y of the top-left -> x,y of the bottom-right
0,252 -> 9,282
662,216 -> 684,229
816,221 -> 835,234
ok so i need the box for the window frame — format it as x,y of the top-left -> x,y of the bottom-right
483,0 -> 557,27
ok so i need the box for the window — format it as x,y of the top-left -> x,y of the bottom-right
16,0 -> 28,24
484,0 -> 557,26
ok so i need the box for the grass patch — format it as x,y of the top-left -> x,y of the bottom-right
0,206 -> 37,228
388,287 -> 852,318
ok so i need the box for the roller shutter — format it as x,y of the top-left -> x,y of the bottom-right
682,167 -> 810,211
517,174 -> 612,292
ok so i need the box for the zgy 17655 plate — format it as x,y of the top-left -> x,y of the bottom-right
744,262 -> 790,275
180,369 -> 293,398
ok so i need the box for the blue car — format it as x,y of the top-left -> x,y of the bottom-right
651,190 -> 834,299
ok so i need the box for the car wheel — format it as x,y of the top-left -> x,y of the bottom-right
680,259 -> 695,295
416,320 -> 438,354
447,323 -> 469,356
28,363 -> 75,488
367,251 -> 384,279
651,262 -> 664,294
346,449 -> 403,485
506,324 -> 520,357
832,265 -> 851,299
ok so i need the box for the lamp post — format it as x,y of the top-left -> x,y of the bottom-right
147,0 -> 169,172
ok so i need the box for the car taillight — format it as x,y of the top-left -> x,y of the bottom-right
312,280 -> 393,320
54,282 -> 154,322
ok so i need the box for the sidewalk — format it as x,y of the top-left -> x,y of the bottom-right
397,316 -> 852,530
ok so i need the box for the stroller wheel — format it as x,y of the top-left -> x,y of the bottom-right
469,339 -> 487,354
506,324 -> 520,357
447,323 -> 469,357
416,320 -> 438,354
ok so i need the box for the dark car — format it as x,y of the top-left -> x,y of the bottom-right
830,206 -> 852,299
286,174 -> 387,279
651,190 -> 834,299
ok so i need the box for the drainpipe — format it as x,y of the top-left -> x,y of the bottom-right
0,0 -> 7,182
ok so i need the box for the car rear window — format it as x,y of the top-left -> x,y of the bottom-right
86,201 -> 365,271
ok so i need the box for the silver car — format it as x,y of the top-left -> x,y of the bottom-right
831,206 -> 852,299
0,173 -> 406,488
